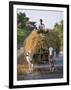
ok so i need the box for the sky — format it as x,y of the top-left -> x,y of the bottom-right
17,9 -> 63,29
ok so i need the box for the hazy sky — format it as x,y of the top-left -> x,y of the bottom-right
17,9 -> 63,29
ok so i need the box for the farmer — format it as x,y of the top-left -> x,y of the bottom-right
48,46 -> 55,72
38,19 -> 45,31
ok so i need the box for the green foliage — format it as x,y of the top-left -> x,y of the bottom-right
17,12 -> 36,29
17,12 -> 29,28
17,12 -> 36,47
17,28 -> 29,44
53,20 -> 63,51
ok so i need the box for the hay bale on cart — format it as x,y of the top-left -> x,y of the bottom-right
23,30 -> 60,64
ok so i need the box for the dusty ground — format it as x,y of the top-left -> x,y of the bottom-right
17,48 -> 63,80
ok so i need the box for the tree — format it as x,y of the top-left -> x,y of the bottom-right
17,12 -> 36,29
17,12 -> 36,48
17,12 -> 29,28
53,20 -> 63,51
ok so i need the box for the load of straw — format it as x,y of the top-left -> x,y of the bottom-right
23,30 -> 60,63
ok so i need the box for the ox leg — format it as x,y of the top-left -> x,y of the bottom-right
49,58 -> 54,72
51,60 -> 55,72
28,63 -> 31,73
28,63 -> 33,73
49,59 -> 52,71
31,64 -> 34,72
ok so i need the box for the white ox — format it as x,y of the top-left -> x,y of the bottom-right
25,50 -> 34,73
48,47 -> 56,72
